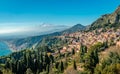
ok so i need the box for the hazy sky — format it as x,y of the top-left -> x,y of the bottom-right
0,0 -> 120,34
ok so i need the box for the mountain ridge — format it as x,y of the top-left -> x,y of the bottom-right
62,24 -> 86,34
5,24 -> 85,50
89,5 -> 120,30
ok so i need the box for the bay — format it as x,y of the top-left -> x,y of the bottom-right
0,41 -> 12,56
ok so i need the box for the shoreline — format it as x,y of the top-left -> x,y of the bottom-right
2,41 -> 17,52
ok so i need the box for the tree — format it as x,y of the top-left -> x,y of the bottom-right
0,70 -> 2,74
58,61 -> 64,72
33,59 -> 39,73
80,44 -> 87,63
44,53 -> 50,65
26,68 -> 33,74
49,54 -> 54,63
103,41 -> 108,48
72,49 -> 75,55
73,60 -> 77,70
95,52 -> 120,74
40,52 -> 43,62
64,59 -> 68,69
17,60 -> 22,74
5,60 -> 10,69
26,52 -> 33,69
84,48 -> 99,74
46,65 -> 49,73
55,62 -> 59,69
39,61 -> 43,72
2,69 -> 12,74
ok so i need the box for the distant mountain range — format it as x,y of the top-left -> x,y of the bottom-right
62,24 -> 86,34
5,24 -> 85,50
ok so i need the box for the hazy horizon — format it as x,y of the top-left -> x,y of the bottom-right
0,0 -> 120,37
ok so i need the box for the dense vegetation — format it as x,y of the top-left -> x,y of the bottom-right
0,40 -> 120,74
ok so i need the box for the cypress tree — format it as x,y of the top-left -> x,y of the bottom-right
46,65 -> 49,74
26,68 -> 33,74
72,49 -> 75,55
5,60 -> 10,69
59,61 -> 64,72
73,60 -> 77,70
17,60 -> 22,74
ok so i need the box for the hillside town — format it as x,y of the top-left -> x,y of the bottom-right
58,28 -> 120,53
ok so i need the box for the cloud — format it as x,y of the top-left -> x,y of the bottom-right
0,23 -> 69,39
0,29 -> 20,34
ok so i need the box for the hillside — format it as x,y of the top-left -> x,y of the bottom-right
89,6 -> 120,30
5,32 -> 61,50
5,24 -> 85,51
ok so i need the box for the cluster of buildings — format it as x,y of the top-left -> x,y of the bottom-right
57,28 -> 120,53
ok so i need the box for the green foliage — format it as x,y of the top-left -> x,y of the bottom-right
0,47 -> 55,74
26,68 -> 33,74
94,52 -> 120,74
72,49 -> 75,55
79,44 -> 87,63
64,59 -> 68,69
0,70 -> 2,74
79,43 -> 101,74
73,60 -> 77,70
2,69 -> 12,74
58,61 -> 64,72
84,48 -> 99,74
46,65 -> 49,74
90,42 -> 107,52
0,38 -> 119,74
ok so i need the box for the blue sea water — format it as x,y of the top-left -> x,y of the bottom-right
0,41 -> 12,56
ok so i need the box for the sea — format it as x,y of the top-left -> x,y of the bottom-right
0,41 -> 12,56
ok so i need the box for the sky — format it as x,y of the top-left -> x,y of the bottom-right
0,0 -> 120,34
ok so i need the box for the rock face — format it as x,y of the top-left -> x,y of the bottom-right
116,6 -> 120,21
89,6 -> 120,30
110,6 -> 120,23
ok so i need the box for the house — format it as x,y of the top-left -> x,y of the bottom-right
116,41 -> 120,47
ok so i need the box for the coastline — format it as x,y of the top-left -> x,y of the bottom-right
0,41 -> 13,56
3,41 -> 17,52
